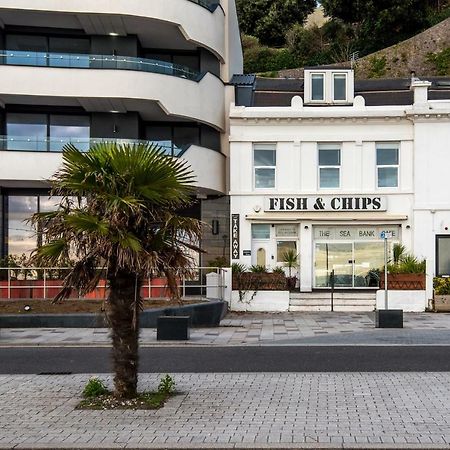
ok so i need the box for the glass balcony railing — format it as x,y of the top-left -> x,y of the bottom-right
187,0 -> 220,11
0,51 -> 202,81
0,136 -> 190,157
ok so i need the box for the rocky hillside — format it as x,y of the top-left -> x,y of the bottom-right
279,17 -> 450,79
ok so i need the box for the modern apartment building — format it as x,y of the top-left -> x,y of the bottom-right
229,69 -> 450,309
0,0 -> 243,265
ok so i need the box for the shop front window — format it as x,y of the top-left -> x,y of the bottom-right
251,224 -> 270,239
314,226 -> 399,288
277,241 -> 297,263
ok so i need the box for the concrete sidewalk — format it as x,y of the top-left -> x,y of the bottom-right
1,312 -> 450,346
0,372 -> 449,449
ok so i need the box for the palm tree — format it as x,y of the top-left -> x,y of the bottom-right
31,142 -> 202,399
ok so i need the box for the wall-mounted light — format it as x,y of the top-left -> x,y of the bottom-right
406,225 -> 411,229
212,220 -> 219,235
109,32 -> 120,36
304,225 -> 309,229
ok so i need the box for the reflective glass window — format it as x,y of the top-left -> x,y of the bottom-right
49,115 -> 90,152
251,224 -> 270,240
254,147 -> 276,189
437,236 -> 450,276
319,147 -> 340,188
333,74 -> 347,101
7,196 -> 38,256
311,74 -> 324,101
377,145 -> 399,188
6,113 -> 47,151
277,241 -> 297,263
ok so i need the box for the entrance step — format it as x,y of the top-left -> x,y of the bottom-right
289,291 -> 376,312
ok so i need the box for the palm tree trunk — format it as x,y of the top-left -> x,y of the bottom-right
107,270 -> 141,399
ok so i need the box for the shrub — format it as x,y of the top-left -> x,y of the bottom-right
82,377 -> 109,398
434,277 -> 450,295
249,265 -> 268,273
272,267 -> 285,275
158,375 -> 176,395
426,47 -> 450,75
368,55 -> 387,78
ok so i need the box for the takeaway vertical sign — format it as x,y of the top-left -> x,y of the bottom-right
231,214 -> 240,260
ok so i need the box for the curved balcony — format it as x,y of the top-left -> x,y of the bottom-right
0,0 -> 226,61
0,52 -> 225,130
0,137 -> 225,194
188,0 -> 221,12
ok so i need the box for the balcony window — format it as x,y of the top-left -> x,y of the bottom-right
311,74 -> 325,101
377,144 -> 399,188
319,146 -> 341,189
145,124 -> 201,155
333,73 -> 347,101
6,113 -> 47,151
254,145 -> 276,189
49,115 -> 90,151
6,113 -> 90,152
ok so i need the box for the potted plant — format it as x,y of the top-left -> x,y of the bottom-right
282,249 -> 299,291
433,277 -> 450,312
379,244 -> 426,290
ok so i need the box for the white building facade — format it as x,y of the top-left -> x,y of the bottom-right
229,70 -> 450,305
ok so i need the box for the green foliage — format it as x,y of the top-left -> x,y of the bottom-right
249,264 -> 268,273
207,256 -> 229,268
434,277 -> 450,295
158,375 -> 176,395
282,249 -> 299,278
236,0 -> 316,46
427,47 -> 450,75
231,262 -> 247,274
322,0 -> 432,55
388,255 -> 426,274
31,142 -> 202,302
392,243 -> 407,265
367,55 -> 387,78
82,377 -> 109,398
272,266 -> 285,275
242,35 -> 300,74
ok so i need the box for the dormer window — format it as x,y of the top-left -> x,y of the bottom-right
333,73 -> 347,101
304,68 -> 354,105
311,74 -> 324,101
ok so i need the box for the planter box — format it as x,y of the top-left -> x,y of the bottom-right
157,316 -> 190,340
376,309 -> 403,328
379,273 -> 425,290
434,294 -> 450,312
232,273 -> 286,291
230,290 -> 289,312
376,290 -> 427,312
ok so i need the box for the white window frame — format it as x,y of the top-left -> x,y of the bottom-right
376,143 -> 400,189
311,73 -> 325,102
332,73 -> 348,102
318,144 -> 341,189
253,144 -> 276,190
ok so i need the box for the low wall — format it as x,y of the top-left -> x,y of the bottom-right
230,290 -> 290,312
0,300 -> 228,328
376,290 -> 427,312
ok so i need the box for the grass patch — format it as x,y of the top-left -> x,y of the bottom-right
77,391 -> 172,410
77,374 -> 177,410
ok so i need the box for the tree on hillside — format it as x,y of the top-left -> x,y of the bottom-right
236,0 -> 316,46
321,0 -> 431,54
31,143 -> 201,399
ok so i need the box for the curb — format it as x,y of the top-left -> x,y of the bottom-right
3,443 -> 450,449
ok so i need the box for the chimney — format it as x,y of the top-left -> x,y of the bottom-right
410,73 -> 431,106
